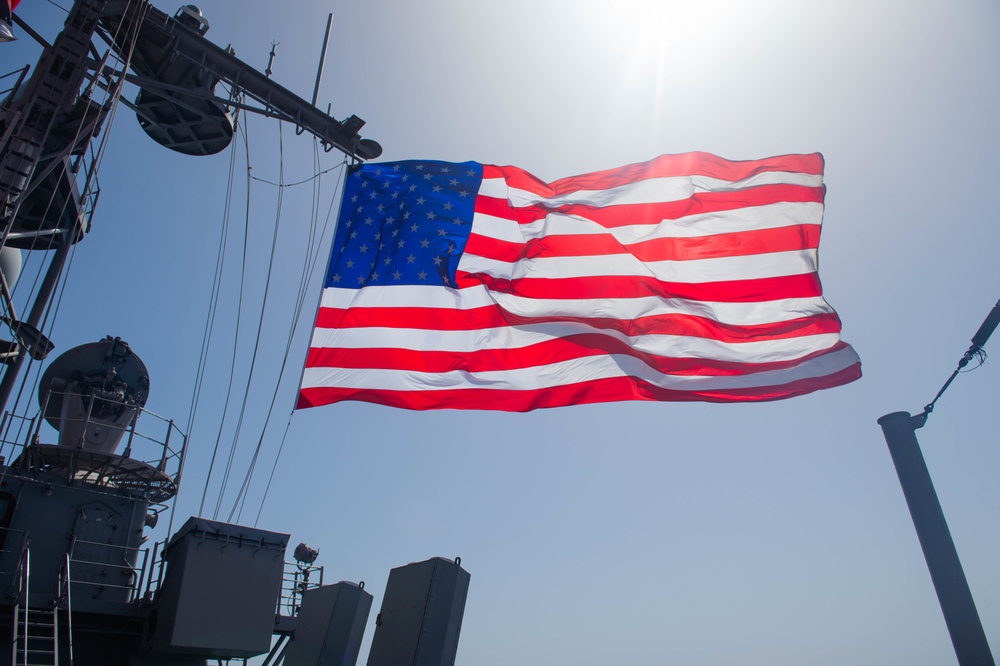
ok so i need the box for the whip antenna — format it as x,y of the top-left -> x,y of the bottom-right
921,298 -> 1000,419
312,13 -> 333,107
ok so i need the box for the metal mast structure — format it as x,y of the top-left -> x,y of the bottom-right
0,0 -> 382,416
877,300 -> 1000,666
0,4 -> 470,666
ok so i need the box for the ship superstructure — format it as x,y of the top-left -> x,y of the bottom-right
0,3 -> 469,665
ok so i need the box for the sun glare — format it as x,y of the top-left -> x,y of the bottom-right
578,1 -> 749,88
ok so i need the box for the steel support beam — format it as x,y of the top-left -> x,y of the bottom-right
877,411 -> 994,666
0,236 -> 73,413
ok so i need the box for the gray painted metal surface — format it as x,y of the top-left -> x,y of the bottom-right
150,517 -> 288,659
98,2 -> 381,160
0,469 -> 148,607
366,557 -> 470,666
877,411 -> 995,666
284,581 -> 373,666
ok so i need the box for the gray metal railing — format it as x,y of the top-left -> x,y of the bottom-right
10,542 -> 28,666
58,551 -> 74,666
0,65 -> 31,102
1,528 -> 29,595
0,393 -> 188,505
68,537 -> 149,603
278,562 -> 324,617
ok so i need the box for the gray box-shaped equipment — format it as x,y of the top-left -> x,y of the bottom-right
284,581 -> 373,666
366,557 -> 470,666
150,517 -> 288,658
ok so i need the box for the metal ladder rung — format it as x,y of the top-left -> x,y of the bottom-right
16,607 -> 58,666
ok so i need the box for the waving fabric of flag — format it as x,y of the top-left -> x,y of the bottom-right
297,153 -> 861,411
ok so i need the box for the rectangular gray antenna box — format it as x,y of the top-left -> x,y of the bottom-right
150,517 -> 289,658
284,581 -> 373,666
366,557 -> 471,666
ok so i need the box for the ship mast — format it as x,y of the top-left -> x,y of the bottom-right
0,0 -> 381,414
0,6 -> 473,666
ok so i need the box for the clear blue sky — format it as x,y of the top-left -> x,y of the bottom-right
7,2 -> 1000,665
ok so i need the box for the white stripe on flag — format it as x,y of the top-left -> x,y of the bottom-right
318,286 -> 837,326
309,322 -> 841,362
477,171 -> 824,206
301,344 -> 860,393
470,201 -> 823,244
458,249 -> 818,283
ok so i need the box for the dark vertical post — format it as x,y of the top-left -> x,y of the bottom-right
0,236 -> 72,414
311,13 -> 334,108
877,411 -> 994,666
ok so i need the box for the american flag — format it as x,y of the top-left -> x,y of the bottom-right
297,153 -> 861,411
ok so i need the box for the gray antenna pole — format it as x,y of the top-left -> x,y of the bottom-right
877,300 -> 999,666
311,13 -> 334,107
877,413 -> 994,666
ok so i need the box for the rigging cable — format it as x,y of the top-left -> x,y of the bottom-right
233,144 -> 347,524
204,117 -> 255,520
252,148 -> 348,527
298,138 -> 328,305
249,162 -> 343,189
230,138 -> 328,523
213,119 -> 289,520
919,298 -> 1000,420
192,110 -> 241,517
223,120 -> 303,522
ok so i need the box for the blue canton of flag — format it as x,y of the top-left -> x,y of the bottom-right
328,161 -> 484,289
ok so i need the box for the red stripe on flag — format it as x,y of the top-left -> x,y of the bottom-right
456,272 -> 824,303
474,184 -> 825,227
474,195 -> 519,220
315,304 -> 841,341
482,153 -> 824,197
464,225 -> 821,264
305,338 -> 853,378
296,360 -> 860,412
